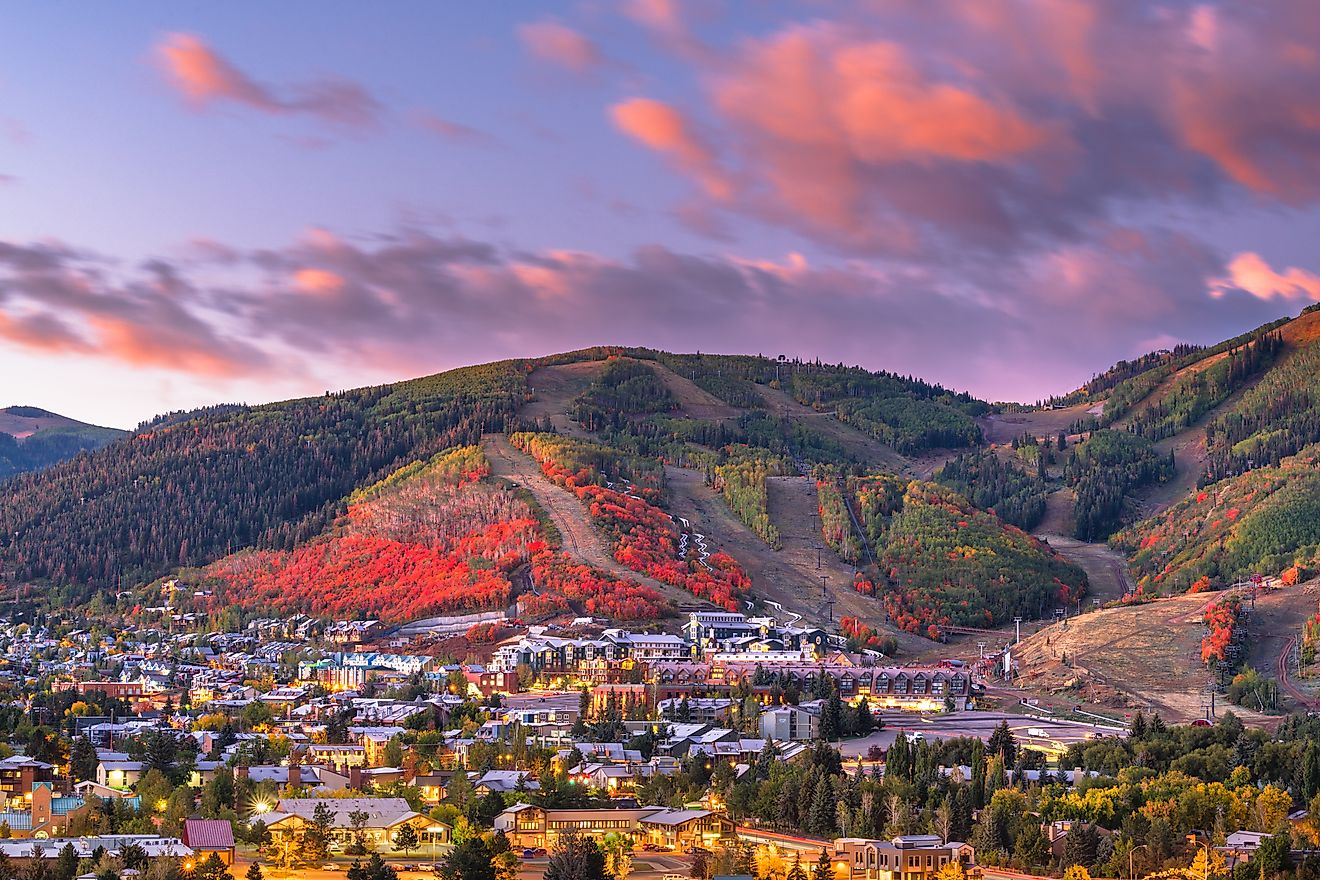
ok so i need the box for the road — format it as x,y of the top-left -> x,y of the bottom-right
836,710 -> 1116,758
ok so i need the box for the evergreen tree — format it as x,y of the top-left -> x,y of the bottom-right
196,853 -> 235,880
786,853 -> 807,880
438,837 -> 495,880
1062,823 -> 1100,868
69,738 -> 98,783
852,697 -> 874,737
987,721 -> 1017,766
392,824 -> 420,856
809,775 -> 833,835
812,850 -> 832,880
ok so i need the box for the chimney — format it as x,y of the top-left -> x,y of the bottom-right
349,766 -> 363,790
235,765 -> 250,780
287,748 -> 302,788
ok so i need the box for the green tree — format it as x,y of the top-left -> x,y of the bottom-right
301,801 -> 335,864
393,823 -> 420,856
69,737 -> 98,783
812,849 -> 832,880
245,865 -> 265,880
196,852 -> 235,880
53,843 -> 77,880
347,809 -> 371,855
438,837 -> 496,880
348,853 -> 400,880
987,721 -> 1017,766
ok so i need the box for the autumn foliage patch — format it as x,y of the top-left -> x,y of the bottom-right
1201,593 -> 1242,665
512,432 -> 750,610
198,445 -> 672,623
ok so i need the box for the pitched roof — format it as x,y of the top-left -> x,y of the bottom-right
183,819 -> 235,850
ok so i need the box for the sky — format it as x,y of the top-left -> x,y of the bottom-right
4,2 -> 1320,428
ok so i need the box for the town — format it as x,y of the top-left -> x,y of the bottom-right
0,605 -> 1304,880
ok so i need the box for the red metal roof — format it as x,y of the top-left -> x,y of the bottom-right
183,819 -> 235,850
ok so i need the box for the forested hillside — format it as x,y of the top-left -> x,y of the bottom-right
179,445 -> 673,623
816,470 -> 1087,638
1114,444 -> 1320,593
0,361 -> 529,599
5,313 -> 1320,624
0,406 -> 125,479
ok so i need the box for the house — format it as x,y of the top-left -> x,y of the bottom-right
832,835 -> 976,880
1222,831 -> 1272,867
472,770 -> 539,795
97,760 -> 146,790
182,819 -> 236,866
495,803 -> 734,851
262,797 -> 445,849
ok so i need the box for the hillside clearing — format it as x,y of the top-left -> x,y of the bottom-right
978,401 -> 1100,446
751,383 -> 911,472
1014,589 -> 1298,723
522,360 -> 606,437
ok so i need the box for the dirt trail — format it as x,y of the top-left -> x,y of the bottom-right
662,466 -> 927,652
751,384 -> 911,473
1246,580 -> 1320,711
480,434 -> 693,605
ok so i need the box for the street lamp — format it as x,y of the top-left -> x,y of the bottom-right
428,825 -> 447,868
1128,843 -> 1149,880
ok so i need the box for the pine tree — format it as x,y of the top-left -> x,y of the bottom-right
812,850 -> 832,880
809,775 -> 833,835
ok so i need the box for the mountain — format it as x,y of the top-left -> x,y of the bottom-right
0,405 -> 127,480
3,308 -> 1319,629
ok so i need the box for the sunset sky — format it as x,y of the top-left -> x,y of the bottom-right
5,2 -> 1320,427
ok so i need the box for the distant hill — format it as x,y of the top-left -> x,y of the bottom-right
0,405 -> 126,480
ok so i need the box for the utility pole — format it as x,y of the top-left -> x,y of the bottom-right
824,598 -> 836,622
1013,617 -> 1023,645
977,642 -> 987,659
816,547 -> 821,570
819,575 -> 829,599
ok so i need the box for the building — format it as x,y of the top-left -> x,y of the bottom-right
759,705 -> 820,741
182,819 -> 236,866
0,757 -> 56,809
262,797 -> 445,850
495,803 -> 735,851
832,836 -> 976,880
657,697 -> 736,724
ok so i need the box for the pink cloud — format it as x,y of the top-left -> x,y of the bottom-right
610,98 -> 731,199
1210,252 -> 1320,302
518,21 -> 604,73
154,32 -> 382,129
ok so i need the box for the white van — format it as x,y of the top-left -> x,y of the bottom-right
1027,726 -> 1048,738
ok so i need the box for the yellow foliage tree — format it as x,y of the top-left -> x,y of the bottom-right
1255,785 -> 1292,833
935,862 -> 967,880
